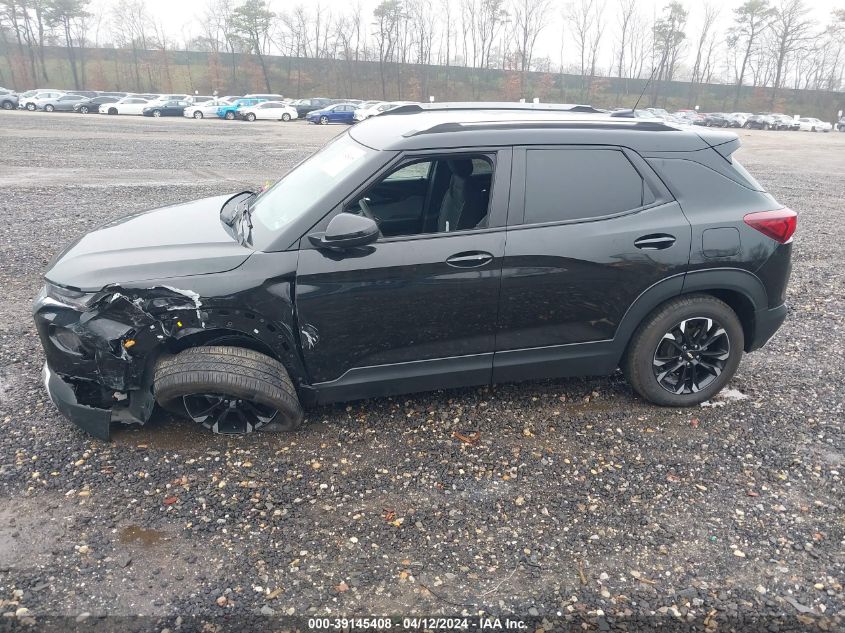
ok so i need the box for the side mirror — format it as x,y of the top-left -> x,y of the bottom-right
309,212 -> 379,250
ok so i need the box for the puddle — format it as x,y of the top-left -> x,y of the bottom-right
118,525 -> 167,547
111,414 -> 215,451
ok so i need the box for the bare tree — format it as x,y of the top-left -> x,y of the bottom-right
567,0 -> 597,101
512,0 -> 550,95
687,3 -> 718,106
615,0 -> 637,81
372,0 -> 402,98
727,0 -> 775,108
46,0 -> 90,89
767,0 -> 811,107
230,0 -> 274,92
650,1 -> 687,106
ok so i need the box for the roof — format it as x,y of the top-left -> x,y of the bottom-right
348,103 -> 723,153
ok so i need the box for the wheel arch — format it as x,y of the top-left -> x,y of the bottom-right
613,268 -> 768,362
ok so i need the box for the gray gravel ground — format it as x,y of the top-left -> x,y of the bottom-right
0,111 -> 842,632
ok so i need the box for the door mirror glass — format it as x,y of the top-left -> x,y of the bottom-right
309,212 -> 379,250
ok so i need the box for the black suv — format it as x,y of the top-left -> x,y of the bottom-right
34,103 -> 795,440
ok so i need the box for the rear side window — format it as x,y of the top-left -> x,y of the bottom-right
524,149 -> 644,224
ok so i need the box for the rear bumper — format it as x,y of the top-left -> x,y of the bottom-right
43,363 -> 113,440
748,303 -> 788,352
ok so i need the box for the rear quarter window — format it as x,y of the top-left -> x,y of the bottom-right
524,148 -> 644,224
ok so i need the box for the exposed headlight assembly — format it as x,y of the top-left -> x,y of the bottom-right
43,282 -> 98,310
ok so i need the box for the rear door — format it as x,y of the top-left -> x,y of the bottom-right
493,145 -> 691,382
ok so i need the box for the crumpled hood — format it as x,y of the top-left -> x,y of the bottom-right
46,194 -> 254,291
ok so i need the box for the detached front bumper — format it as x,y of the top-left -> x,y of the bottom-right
43,363 -> 113,440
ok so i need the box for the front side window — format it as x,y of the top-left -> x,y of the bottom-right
523,148 -> 644,224
346,154 -> 495,238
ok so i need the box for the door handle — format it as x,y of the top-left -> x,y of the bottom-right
446,251 -> 494,268
634,234 -> 676,250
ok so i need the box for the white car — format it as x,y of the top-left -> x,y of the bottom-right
184,98 -> 234,119
797,117 -> 832,132
19,90 -> 64,110
99,96 -> 150,115
239,101 -> 298,122
353,101 -> 414,122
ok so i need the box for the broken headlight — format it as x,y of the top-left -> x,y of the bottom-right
43,282 -> 98,310
48,324 -> 86,355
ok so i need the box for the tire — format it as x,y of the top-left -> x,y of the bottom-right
246,113 -> 256,122
281,112 -> 291,122
108,107 -> 117,115
623,294 -> 745,407
1,100 -> 13,110
44,104 -> 54,112
80,106 -> 89,114
763,123 -> 769,130
742,122 -> 750,129
153,109 -> 162,117
225,111 -> 235,120
810,126 -> 815,132
154,345 -> 303,434
193,110 -> 203,119
26,103 -> 36,111
320,115 -> 329,125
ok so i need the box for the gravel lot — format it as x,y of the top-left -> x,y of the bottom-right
0,111 -> 842,632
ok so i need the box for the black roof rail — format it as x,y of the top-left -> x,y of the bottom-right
384,102 -> 606,115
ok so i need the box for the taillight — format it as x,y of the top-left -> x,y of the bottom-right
743,208 -> 797,244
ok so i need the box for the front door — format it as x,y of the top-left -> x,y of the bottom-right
295,149 -> 511,401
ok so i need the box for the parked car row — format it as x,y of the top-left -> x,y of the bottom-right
667,109 -> 835,132
0,86 -> 419,125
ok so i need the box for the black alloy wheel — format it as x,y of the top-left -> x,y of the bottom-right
652,317 -> 730,395
182,393 -> 277,434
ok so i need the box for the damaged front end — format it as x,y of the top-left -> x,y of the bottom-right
33,282 -> 207,440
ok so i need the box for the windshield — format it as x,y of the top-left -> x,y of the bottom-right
250,133 -> 376,239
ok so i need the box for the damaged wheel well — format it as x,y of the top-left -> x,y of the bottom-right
170,328 -> 279,360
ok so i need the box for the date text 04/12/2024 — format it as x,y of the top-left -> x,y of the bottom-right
307,617 -> 529,630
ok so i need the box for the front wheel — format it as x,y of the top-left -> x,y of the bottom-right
623,294 -> 744,407
319,115 -> 329,125
225,111 -> 235,120
153,110 -> 162,117
245,113 -> 256,122
26,103 -> 36,111
80,106 -> 89,114
154,346 -> 303,434
193,110 -> 203,119
44,104 -> 54,112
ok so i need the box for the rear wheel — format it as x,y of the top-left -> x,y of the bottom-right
624,295 -> 744,407
193,110 -> 203,119
281,112 -> 291,121
154,346 -> 303,434
1,100 -> 13,110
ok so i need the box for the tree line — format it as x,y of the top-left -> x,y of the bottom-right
1,0 -> 843,111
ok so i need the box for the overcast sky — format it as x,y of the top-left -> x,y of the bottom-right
91,0 -> 843,72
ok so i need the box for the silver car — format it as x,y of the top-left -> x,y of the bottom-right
36,94 -> 87,112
